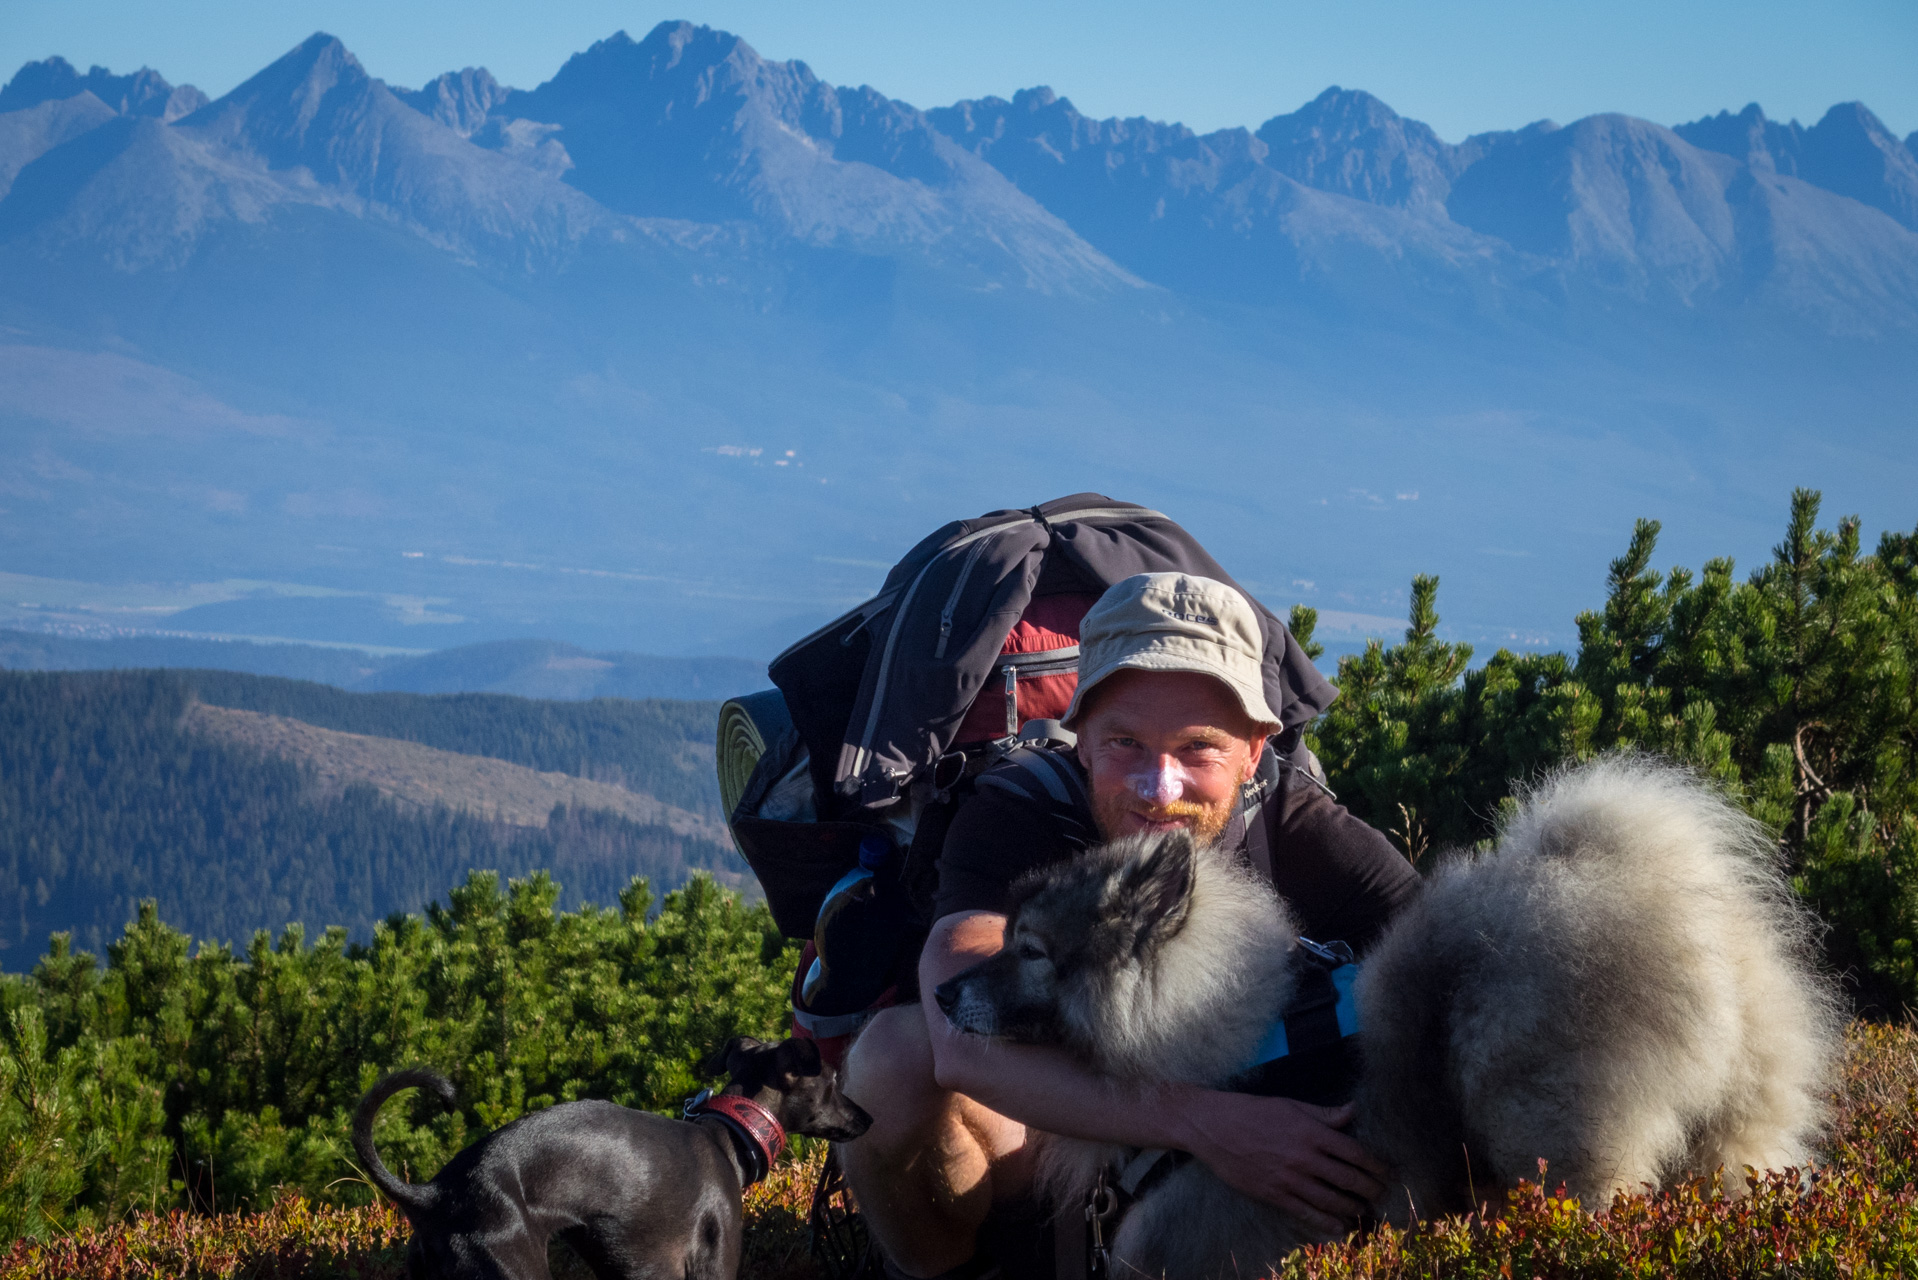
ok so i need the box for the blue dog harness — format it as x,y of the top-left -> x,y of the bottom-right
1230,936 -> 1362,1107
1112,938 -> 1363,1205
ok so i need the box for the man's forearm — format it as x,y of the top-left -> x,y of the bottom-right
924,1004 -> 1204,1149
917,909 -> 1204,1150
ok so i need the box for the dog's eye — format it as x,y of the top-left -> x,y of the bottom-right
1016,940 -> 1048,963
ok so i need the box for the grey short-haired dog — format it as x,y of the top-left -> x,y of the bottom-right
352,1035 -> 871,1280
936,756 -> 1843,1280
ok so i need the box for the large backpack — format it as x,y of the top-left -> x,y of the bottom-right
717,495 -> 1336,1280
716,493 -> 1333,948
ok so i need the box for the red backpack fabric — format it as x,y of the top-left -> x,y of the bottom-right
950,593 -> 1096,745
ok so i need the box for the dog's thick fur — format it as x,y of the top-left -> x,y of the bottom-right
351,1036 -> 871,1280
936,756 -> 1843,1280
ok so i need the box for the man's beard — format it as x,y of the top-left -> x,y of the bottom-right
1093,790 -> 1235,847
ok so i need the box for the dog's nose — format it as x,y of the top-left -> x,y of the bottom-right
933,980 -> 960,1017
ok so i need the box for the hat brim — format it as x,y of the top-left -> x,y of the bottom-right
1062,652 -> 1282,734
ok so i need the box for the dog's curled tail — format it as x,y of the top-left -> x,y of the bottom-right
352,1067 -> 458,1216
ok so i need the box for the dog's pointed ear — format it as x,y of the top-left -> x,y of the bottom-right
773,1035 -> 824,1084
1118,831 -> 1196,952
699,1035 -> 763,1080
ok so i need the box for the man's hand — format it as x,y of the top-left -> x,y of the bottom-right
1168,1090 -> 1387,1237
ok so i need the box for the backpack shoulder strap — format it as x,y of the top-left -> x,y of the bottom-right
1238,744 -> 1283,881
974,745 -> 1099,850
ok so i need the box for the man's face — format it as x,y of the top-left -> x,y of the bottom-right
1075,669 -> 1268,845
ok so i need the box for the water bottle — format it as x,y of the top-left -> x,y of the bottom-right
801,834 -> 917,1017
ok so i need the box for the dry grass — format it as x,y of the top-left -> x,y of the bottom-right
0,1193 -> 407,1279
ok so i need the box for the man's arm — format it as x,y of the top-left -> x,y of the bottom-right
920,910 -> 1385,1235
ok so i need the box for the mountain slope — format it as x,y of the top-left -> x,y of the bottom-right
0,93 -> 118,198
1677,101 -> 1918,233
182,669 -> 724,815
0,630 -> 772,701
479,23 -> 1134,292
925,86 -> 1513,308
354,639 -> 769,700
1254,86 -> 1471,211
185,701 -> 731,842
1446,112 -> 1918,329
178,34 -> 633,267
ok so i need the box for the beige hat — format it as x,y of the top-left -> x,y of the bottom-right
1062,573 -> 1281,731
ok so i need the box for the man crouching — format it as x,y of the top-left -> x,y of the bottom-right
838,573 -> 1420,1280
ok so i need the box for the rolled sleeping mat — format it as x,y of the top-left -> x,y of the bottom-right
717,689 -> 795,822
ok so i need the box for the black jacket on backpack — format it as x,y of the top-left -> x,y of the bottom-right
769,494 -> 1334,814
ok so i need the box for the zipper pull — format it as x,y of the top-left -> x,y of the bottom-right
1004,666 -> 1019,737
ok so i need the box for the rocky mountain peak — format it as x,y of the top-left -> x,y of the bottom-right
1802,103 -> 1918,232
397,67 -> 511,137
1255,85 -> 1462,209
165,32 -> 411,198
1674,103 -> 1806,174
1675,101 -> 1918,231
0,56 -> 206,121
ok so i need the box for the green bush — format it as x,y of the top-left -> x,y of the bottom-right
1301,488 -> 1918,1010
0,872 -> 798,1238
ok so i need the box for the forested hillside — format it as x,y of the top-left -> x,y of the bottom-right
0,671 -> 740,961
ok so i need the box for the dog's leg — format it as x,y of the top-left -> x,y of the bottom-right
476,1224 -> 554,1280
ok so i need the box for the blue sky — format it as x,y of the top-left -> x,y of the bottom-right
4,0 -> 1914,143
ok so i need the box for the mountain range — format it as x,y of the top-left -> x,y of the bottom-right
2,22 -> 1914,659
0,628 -> 771,699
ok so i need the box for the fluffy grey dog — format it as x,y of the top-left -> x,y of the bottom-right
936,756 -> 1843,1280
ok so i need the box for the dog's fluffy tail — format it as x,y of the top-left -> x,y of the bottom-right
352,1067 -> 458,1217
1357,754 -> 1845,1209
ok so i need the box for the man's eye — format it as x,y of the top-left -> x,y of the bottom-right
1017,940 -> 1048,962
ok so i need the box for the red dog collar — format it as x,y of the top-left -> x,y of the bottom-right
686,1091 -> 786,1185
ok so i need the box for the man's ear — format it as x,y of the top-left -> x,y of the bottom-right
1116,831 -> 1196,953
1242,732 -> 1269,784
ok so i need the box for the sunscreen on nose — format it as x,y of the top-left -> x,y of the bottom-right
1126,760 -> 1192,805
